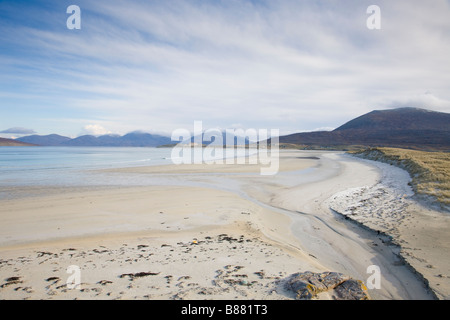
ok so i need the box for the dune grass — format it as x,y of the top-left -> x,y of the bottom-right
352,147 -> 450,209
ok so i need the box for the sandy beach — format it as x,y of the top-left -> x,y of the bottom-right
0,151 -> 448,300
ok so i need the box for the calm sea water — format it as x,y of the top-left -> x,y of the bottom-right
0,147 -> 173,187
0,146 -> 256,189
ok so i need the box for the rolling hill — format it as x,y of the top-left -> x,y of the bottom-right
278,107 -> 450,151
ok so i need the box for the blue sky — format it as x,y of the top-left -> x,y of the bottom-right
1,0 -> 450,138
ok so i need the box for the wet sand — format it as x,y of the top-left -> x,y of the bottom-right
0,151 -> 447,299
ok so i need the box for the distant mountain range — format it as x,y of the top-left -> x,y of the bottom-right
15,131 -> 172,147
277,107 -> 450,151
7,131 -> 252,147
1,107 -> 449,150
16,134 -> 71,146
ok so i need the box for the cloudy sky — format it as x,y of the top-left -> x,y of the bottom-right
1,0 -> 450,138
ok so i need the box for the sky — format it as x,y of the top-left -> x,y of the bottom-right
1,0 -> 450,139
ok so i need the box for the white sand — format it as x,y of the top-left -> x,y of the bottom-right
0,151 -> 446,300
328,155 -> 450,300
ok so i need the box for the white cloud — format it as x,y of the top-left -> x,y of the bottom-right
0,127 -> 36,134
383,92 -> 450,112
312,127 -> 336,132
82,124 -> 112,136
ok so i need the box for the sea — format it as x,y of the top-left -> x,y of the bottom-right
0,146 -> 256,191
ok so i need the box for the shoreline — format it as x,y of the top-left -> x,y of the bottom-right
328,154 -> 450,299
330,207 -> 440,300
0,151 -> 446,299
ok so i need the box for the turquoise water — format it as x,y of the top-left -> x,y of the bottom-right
0,146 -> 257,188
0,147 -> 174,187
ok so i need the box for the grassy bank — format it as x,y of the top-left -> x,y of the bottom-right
351,147 -> 450,210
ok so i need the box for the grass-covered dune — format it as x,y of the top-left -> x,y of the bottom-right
352,147 -> 450,211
